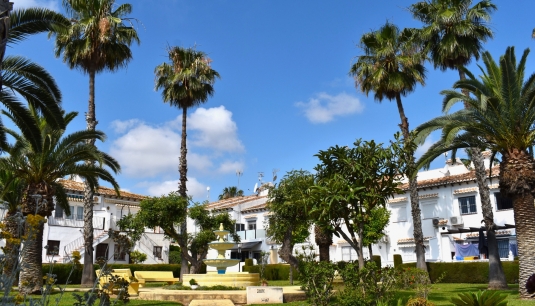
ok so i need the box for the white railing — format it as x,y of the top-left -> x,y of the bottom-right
48,215 -> 107,230
63,229 -> 108,262
138,233 -> 168,263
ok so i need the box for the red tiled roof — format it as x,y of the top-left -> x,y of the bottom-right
59,179 -> 146,201
400,166 -> 500,190
241,203 -> 268,213
204,195 -> 267,211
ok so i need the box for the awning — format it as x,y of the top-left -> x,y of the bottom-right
228,241 -> 261,250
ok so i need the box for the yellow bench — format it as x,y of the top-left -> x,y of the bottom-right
134,271 -> 179,287
95,269 -> 140,295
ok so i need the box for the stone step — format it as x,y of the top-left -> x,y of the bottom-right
189,300 -> 234,306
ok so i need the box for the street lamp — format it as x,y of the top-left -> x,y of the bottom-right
238,243 -> 242,272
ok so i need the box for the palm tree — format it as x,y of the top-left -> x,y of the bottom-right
409,0 -> 506,289
0,0 -> 13,88
52,0 -> 139,285
218,186 -> 244,200
0,108 -> 120,294
154,46 -> 220,279
349,22 -> 428,271
416,47 -> 535,298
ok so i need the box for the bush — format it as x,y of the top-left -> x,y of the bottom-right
406,297 -> 435,306
244,258 -> 253,266
450,290 -> 507,306
169,251 -> 181,264
129,250 -> 147,264
393,254 -> 403,269
372,255 -> 381,267
243,264 -> 300,280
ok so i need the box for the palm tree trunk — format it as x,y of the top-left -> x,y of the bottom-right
19,219 -> 45,295
458,69 -> 508,289
0,0 -> 12,88
81,68 -> 97,286
3,211 -> 22,276
469,148 -> 508,289
179,106 -> 189,279
395,94 -> 427,271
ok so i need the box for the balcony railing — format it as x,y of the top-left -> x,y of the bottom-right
48,215 -> 107,229
233,229 -> 266,241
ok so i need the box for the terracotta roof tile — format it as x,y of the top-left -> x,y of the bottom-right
400,166 -> 500,190
59,179 -> 146,201
241,203 -> 268,213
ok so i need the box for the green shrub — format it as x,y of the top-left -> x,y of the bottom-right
398,261 -> 518,283
169,251 -> 181,264
244,258 -> 253,266
450,290 -> 507,306
129,250 -> 147,264
243,264 -> 300,280
406,297 -> 435,306
372,255 -> 382,267
169,245 -> 180,252
393,254 -> 403,269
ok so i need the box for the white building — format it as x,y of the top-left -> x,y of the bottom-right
43,178 -> 170,264
201,152 -> 517,268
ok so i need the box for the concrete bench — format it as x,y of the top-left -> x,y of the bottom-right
134,271 -> 179,287
95,269 -> 139,295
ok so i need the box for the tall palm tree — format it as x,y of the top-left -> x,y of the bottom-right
218,186 -> 244,200
416,47 -> 535,298
349,22 -> 428,271
0,0 -> 13,88
52,0 -> 139,285
0,108 -> 120,294
154,46 -> 220,279
409,0 -> 506,289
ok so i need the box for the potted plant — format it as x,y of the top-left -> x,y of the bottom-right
189,278 -> 199,290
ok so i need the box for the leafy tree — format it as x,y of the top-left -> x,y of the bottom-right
363,206 -> 390,257
349,22 -> 427,270
131,192 -> 238,274
218,186 -> 244,200
415,47 -> 535,298
154,46 -> 220,278
309,138 -> 406,269
0,109 -> 120,294
409,0 -> 506,289
265,170 -> 314,271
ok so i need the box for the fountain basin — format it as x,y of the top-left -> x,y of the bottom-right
204,258 -> 240,274
209,242 -> 235,251
183,272 -> 260,288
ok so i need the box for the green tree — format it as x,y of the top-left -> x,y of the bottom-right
218,186 -> 244,200
415,47 -> 535,298
53,0 -> 140,286
309,138 -> 406,269
0,109 -> 120,294
265,170 -> 314,271
409,0 -> 506,289
363,206 -> 390,257
349,22 -> 427,270
0,0 -> 13,88
154,46 -> 220,279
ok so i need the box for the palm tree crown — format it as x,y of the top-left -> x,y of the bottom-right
218,186 -> 244,200
409,0 -> 496,71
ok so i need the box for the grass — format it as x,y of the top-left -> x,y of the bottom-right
21,292 -> 182,306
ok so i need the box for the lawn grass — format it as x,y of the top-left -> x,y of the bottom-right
21,291 -> 182,306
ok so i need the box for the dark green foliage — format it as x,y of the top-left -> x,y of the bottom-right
298,260 -> 337,306
393,254 -> 403,269
169,251 -> 181,264
243,264 -> 300,281
43,264 -> 182,284
406,298 -> 435,306
399,262 -> 519,283
244,258 -> 253,267
372,255 -> 381,268
169,245 -> 180,252
450,290 -> 507,306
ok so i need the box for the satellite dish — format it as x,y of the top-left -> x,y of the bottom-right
253,183 -> 258,193
273,175 -> 277,182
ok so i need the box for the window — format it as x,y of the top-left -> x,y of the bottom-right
420,199 -> 438,219
114,245 -> 126,260
96,243 -> 109,260
497,239 -> 509,258
459,196 -> 476,214
495,193 -> 513,211
247,222 -> 256,230
235,223 -> 245,232
390,204 -> 407,222
46,240 -> 60,256
66,206 -> 74,219
76,206 -> 84,220
54,206 -> 64,219
153,246 -> 162,259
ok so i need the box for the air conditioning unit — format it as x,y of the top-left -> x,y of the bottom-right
379,235 -> 389,243
450,215 -> 463,226
432,218 -> 440,228
93,196 -> 101,204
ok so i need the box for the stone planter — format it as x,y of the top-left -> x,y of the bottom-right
191,285 -> 199,290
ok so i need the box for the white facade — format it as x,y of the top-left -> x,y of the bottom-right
42,178 -> 170,265
200,152 -> 517,268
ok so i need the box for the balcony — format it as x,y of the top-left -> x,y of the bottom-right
233,229 -> 266,241
48,215 -> 108,230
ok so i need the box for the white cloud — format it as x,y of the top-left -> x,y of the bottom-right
217,160 -> 245,174
188,106 -> 245,152
111,119 -> 142,134
14,0 -> 59,11
141,178 -> 207,199
415,136 -> 435,158
295,92 -> 364,124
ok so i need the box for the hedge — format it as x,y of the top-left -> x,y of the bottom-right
398,261 -> 519,283
42,264 -> 182,284
243,264 -> 299,281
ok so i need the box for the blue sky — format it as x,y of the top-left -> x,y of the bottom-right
12,0 -> 535,202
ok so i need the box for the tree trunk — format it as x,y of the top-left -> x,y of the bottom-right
357,222 -> 365,269
3,211 -> 22,277
368,244 -> 373,258
19,219 -> 45,295
278,226 -> 299,271
0,0 -> 13,88
499,149 -> 535,299
314,225 -> 332,262
469,147 -> 508,289
179,106 -> 189,279
395,94 -> 427,272
81,69 -> 97,286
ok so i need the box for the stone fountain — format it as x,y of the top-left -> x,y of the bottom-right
182,224 -> 260,288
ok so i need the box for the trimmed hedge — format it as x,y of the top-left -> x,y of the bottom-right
393,254 -> 403,269
372,255 -> 381,268
243,264 -> 299,281
43,264 -> 182,284
398,261 -> 519,283
244,258 -> 253,267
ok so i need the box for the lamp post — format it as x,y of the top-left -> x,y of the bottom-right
238,242 -> 242,272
